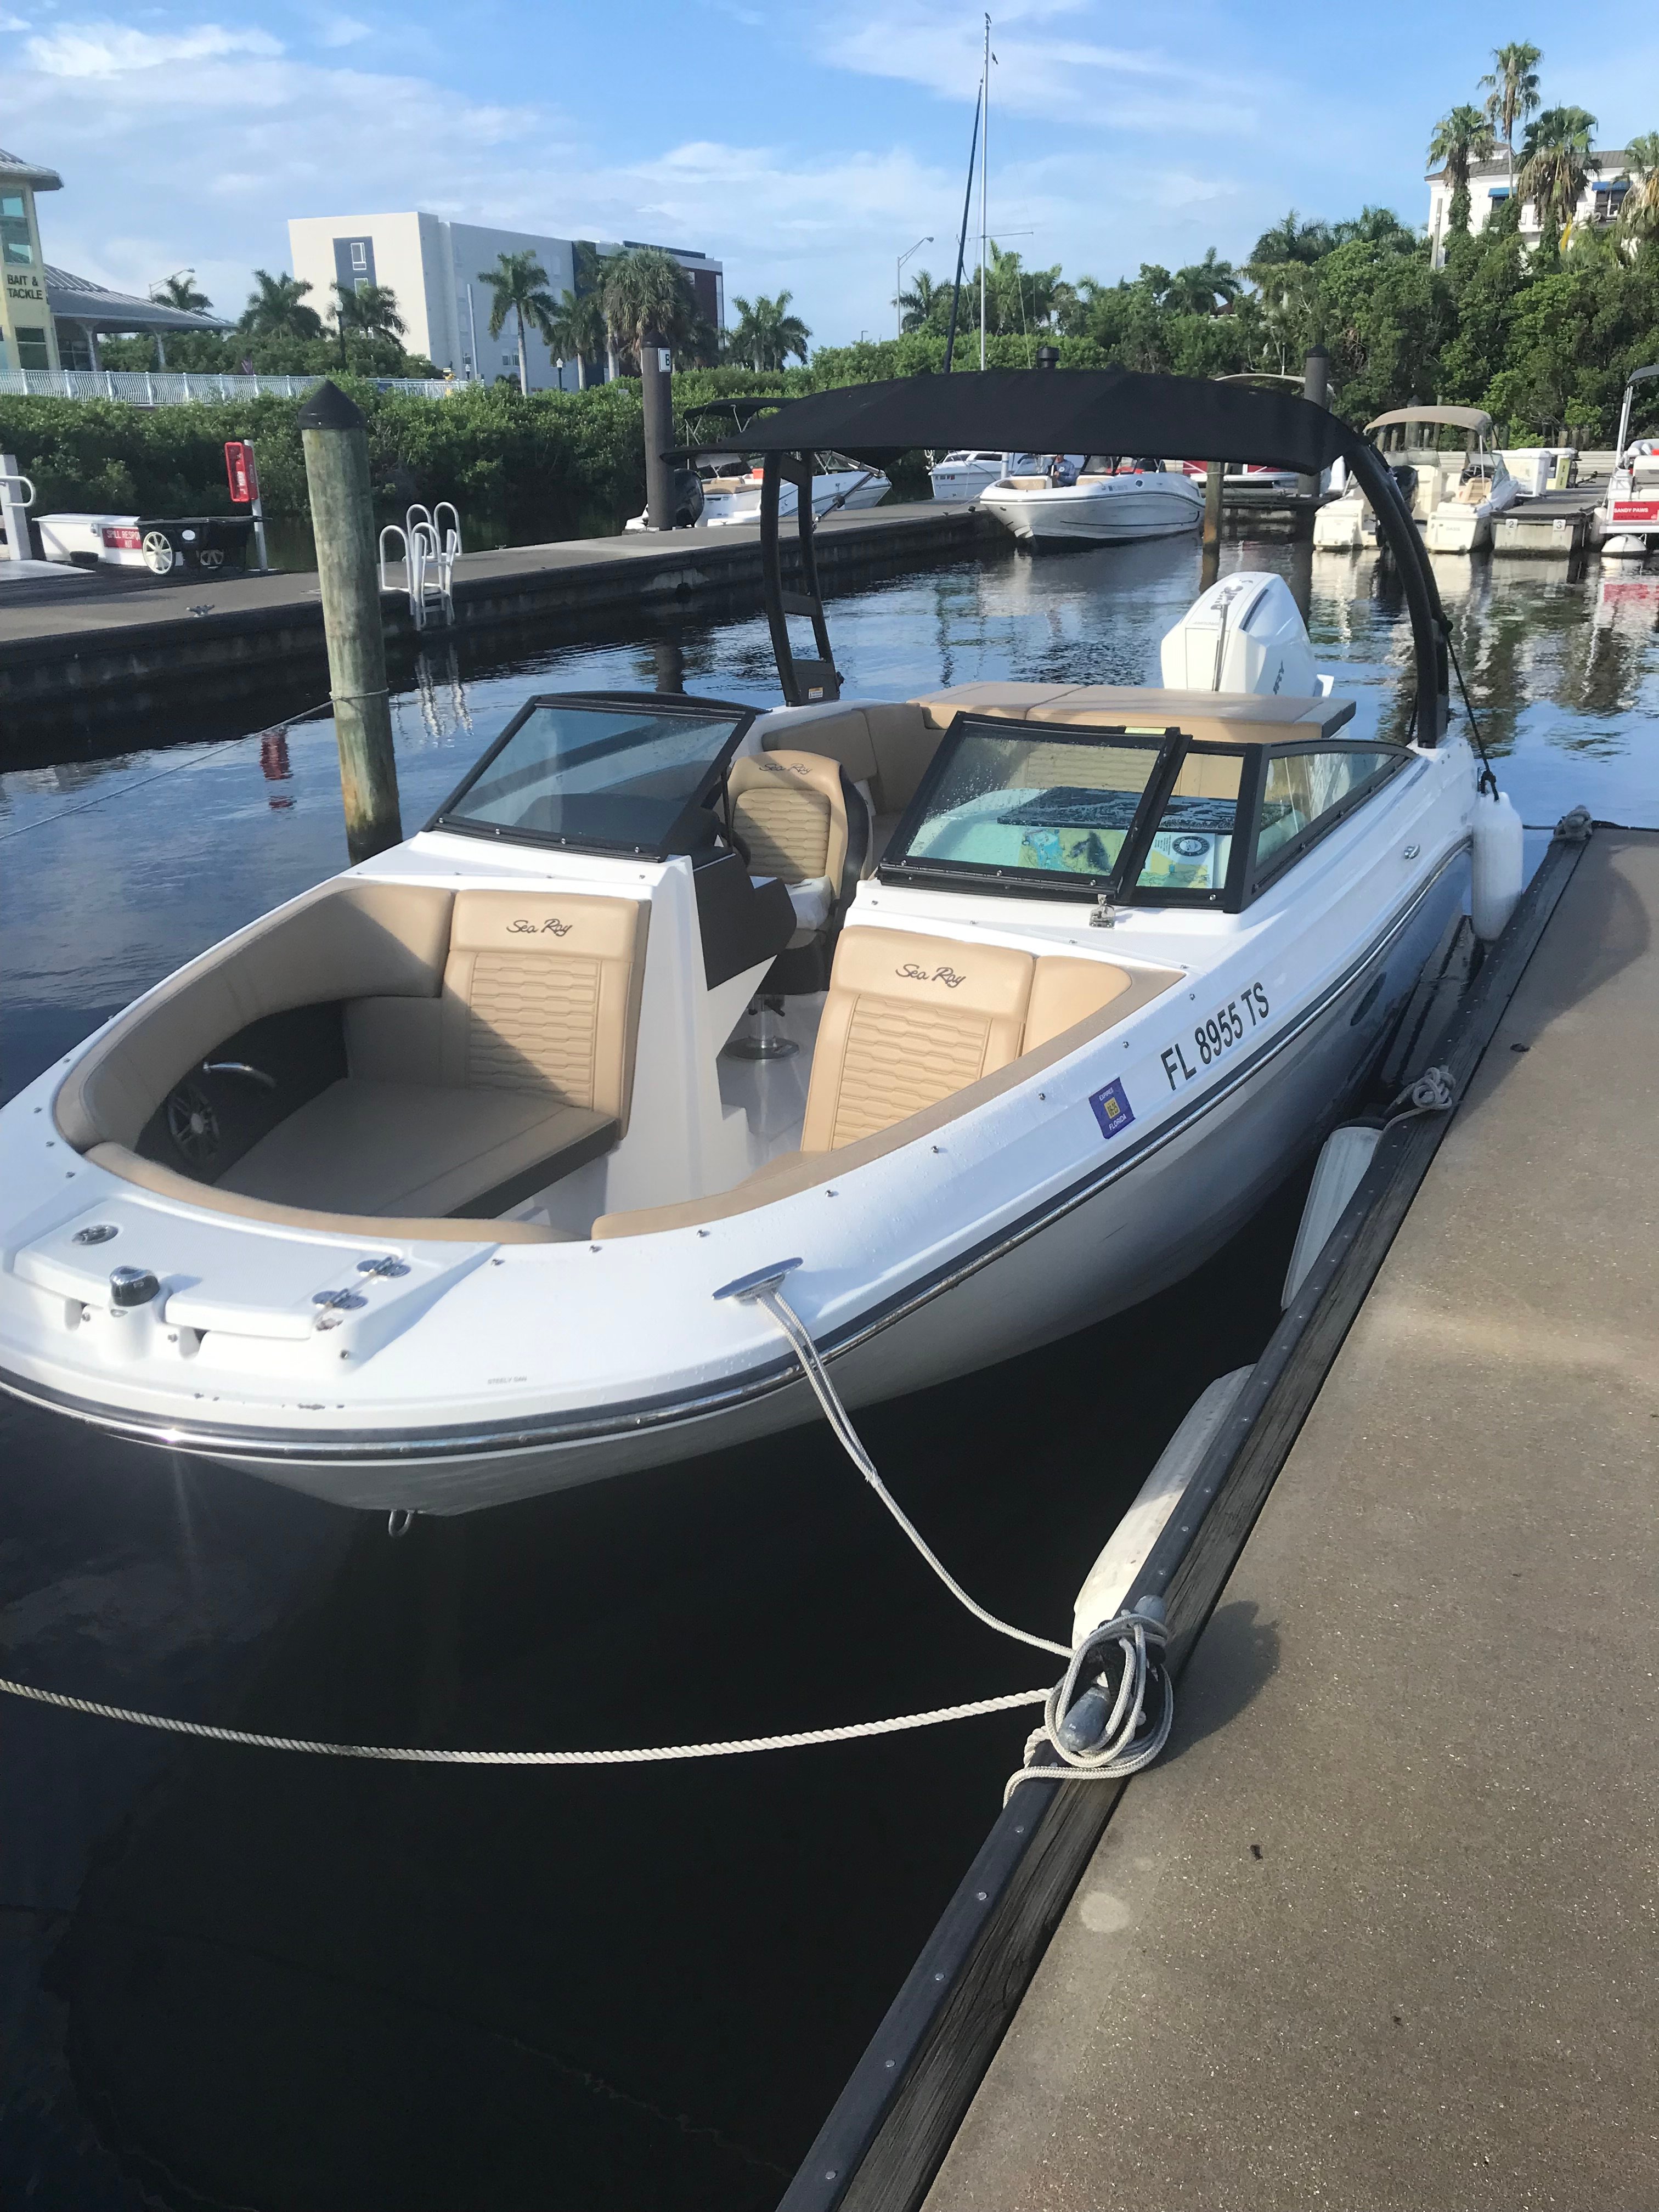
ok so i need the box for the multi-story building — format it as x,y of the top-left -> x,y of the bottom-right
285,212 -> 724,388
1426,148 -> 1637,267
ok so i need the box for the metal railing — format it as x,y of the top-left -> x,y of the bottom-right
0,368 -> 454,405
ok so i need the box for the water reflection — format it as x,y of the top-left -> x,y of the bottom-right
0,532 -> 1656,2203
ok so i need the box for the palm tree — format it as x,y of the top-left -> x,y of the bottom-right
1249,211 -> 1334,267
1519,106 -> 1599,249
240,269 -> 322,340
1165,249 -> 1240,315
331,280 -> 405,366
544,288 -> 607,387
1429,104 -> 1498,236
1621,132 -> 1659,243
1479,41 -> 1542,189
896,268 -> 946,332
477,249 -> 558,394
727,290 -> 811,371
601,247 -> 696,375
154,272 -> 211,314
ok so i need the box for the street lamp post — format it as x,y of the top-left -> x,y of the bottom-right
896,235 -> 934,339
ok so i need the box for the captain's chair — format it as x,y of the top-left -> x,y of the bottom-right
726,749 -> 870,994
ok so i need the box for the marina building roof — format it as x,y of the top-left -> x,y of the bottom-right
43,265 -> 229,335
0,147 -> 63,192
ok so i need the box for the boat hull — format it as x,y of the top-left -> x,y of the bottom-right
983,478 -> 1204,545
2,855 -> 1465,1515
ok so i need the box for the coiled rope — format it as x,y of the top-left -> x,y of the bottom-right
729,1268 -> 1174,1798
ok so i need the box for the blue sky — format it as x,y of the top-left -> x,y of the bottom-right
6,0 -> 1657,346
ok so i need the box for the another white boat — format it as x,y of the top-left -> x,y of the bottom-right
1601,365 -> 1659,559
981,458 -> 1205,545
624,455 -> 890,533
0,369 -> 1503,1517
1317,406 -> 1520,554
929,450 -> 1045,503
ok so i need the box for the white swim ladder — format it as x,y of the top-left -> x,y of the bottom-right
377,500 -> 460,629
0,453 -> 35,562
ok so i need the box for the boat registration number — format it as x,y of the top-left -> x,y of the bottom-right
1160,983 -> 1271,1090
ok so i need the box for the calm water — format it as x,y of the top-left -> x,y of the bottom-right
2,535 -> 1655,2208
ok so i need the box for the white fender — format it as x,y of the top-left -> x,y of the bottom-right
1471,786 -> 1524,942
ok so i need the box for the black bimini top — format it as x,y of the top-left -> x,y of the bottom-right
736,368 -> 1359,477
736,369 -> 1451,744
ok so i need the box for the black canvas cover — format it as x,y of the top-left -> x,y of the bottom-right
735,368 -> 1359,475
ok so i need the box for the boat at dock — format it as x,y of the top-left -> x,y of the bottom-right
981,456 -> 1205,544
1601,365 -> 1659,559
624,453 -> 890,532
0,368 -> 1507,1515
929,450 -> 1047,503
1316,405 -> 1520,554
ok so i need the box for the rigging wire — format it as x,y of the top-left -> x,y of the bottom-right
1438,617 -> 1499,796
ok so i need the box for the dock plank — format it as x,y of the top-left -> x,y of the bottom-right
924,828 -> 1659,2211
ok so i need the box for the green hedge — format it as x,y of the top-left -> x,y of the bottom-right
0,379 -> 651,534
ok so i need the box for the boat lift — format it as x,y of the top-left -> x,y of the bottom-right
379,500 -> 460,629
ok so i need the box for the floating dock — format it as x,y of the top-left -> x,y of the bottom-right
786,822 -> 1659,2210
1492,480 -> 1602,557
0,500 -> 994,733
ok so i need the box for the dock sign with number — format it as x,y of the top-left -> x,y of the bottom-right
1089,1078 -> 1135,1141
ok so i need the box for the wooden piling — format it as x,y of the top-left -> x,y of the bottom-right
1201,460 -> 1223,589
296,380 -> 402,862
1298,343 -> 1330,520
641,329 -> 675,531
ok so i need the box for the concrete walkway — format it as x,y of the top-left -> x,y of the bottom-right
926,828 -> 1658,2211
0,501 -> 989,719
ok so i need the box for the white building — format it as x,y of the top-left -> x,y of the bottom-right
1426,149 -> 1636,267
285,212 -> 723,388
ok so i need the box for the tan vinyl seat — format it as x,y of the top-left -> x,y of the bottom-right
217,889 -> 647,1219
799,927 -> 1034,1153
726,750 -> 851,948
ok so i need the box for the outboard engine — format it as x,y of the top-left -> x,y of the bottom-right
1159,571 -> 1321,698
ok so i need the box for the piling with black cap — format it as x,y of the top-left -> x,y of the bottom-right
640,328 -> 675,529
1035,343 -> 1060,370
296,378 -> 403,861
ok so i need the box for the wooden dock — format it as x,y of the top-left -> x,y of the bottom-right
1492,479 -> 1604,557
0,500 -> 995,735
918,826 -> 1659,2208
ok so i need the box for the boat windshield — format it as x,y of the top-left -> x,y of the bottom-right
432,694 -> 753,856
882,717 -> 1248,905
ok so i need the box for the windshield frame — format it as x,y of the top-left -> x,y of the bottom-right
877,713 -> 1266,909
425,690 -> 759,859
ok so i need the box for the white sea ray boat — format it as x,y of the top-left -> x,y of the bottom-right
981,455 -> 1205,545
0,367 -> 1501,1516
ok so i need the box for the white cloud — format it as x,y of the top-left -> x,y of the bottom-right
25,20 -> 284,75
820,0 -> 1271,137
315,13 -> 371,46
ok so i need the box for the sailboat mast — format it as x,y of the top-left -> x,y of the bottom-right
979,13 -> 990,370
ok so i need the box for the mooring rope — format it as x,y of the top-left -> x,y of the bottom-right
0,699 -> 335,844
740,1276 -> 1071,1661
0,1673 -> 1047,1763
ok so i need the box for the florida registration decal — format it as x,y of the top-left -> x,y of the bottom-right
1089,1078 -> 1135,1140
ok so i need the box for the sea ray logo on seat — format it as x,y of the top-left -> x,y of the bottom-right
897,962 -> 966,988
507,917 -> 573,935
